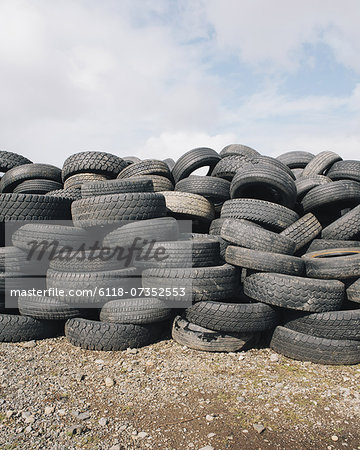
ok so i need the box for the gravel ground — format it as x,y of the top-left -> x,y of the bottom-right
0,333 -> 359,450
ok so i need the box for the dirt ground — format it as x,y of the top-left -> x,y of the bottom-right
0,336 -> 359,450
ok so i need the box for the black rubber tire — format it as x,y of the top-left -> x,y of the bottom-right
63,173 -> 110,190
307,239 -> 360,253
211,155 -> 255,181
303,248 -> 360,279
292,168 -> 304,179
221,218 -> 296,255
81,178 -> 154,197
326,160 -> 360,182
100,298 -> 171,324
244,272 -> 344,312
45,188 -> 82,201
230,164 -> 297,208
65,317 -> 161,351
270,326 -> 360,365
161,191 -> 215,221
46,267 -> 138,305
163,158 -> 176,171
185,300 -> 279,333
116,160 -> 172,181
175,176 -> 230,203
209,218 -> 229,261
301,151 -> 342,177
221,199 -> 299,232
283,310 -> 360,341
225,246 -> 304,275
347,279 -> 360,303
249,156 -> 296,180
0,193 -> 71,221
220,144 -> 259,159
295,175 -> 332,200
280,213 -> 322,252
0,247 -> 30,272
71,192 -> 167,227
103,217 -> 179,248
0,164 -> 62,192
276,151 -> 315,168
0,313 -> 60,342
321,204 -> 360,240
171,316 -> 258,352
13,179 -> 63,194
123,156 -> 141,164
172,148 -> 221,183
0,150 -> 32,173
18,296 -> 81,320
142,264 -> 239,303
129,175 -> 174,192
301,180 -> 360,213
62,151 -> 125,181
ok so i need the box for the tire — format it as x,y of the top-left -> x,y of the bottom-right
0,164 -> 62,193
244,272 -> 344,312
303,248 -> 360,279
321,204 -> 360,240
172,148 -> 221,183
301,180 -> 360,213
161,191 -> 215,221
100,298 -> 171,324
0,193 -> 71,221
283,310 -> 360,341
62,151 -> 125,181
163,158 -> 176,171
71,192 -> 167,227
221,218 -> 296,255
64,173 -> 110,190
45,188 -> 82,201
270,326 -> 360,365
219,144 -> 259,159
307,239 -> 360,253
142,264 -> 239,303
249,156 -> 296,180
230,164 -> 297,208
65,317 -> 161,351
209,218 -> 229,261
211,155 -> 255,181
123,156 -> 141,164
301,151 -> 342,178
225,246 -> 304,275
103,217 -> 179,248
129,175 -> 174,192
347,279 -> 360,303
13,179 -> 63,194
46,267 -> 138,305
81,178 -> 154,197
18,296 -> 81,320
116,160 -> 172,181
0,150 -> 32,173
175,176 -> 230,203
221,199 -> 299,232
0,247 -> 30,272
171,316 -> 258,352
185,300 -> 279,333
326,160 -> 360,182
280,213 -> 322,252
292,168 -> 304,179
0,313 -> 60,342
276,151 -> 315,168
295,175 -> 332,200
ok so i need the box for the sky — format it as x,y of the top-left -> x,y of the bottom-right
1,0 -> 360,167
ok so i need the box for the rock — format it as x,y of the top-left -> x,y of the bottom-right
23,341 -> 36,348
270,354 -> 279,362
198,446 -> 214,450
105,377 -> 115,387
137,431 -> 148,439
207,433 -> 216,438
25,426 -> 32,433
95,359 -> 104,364
118,424 -> 128,432
44,406 -> 55,415
331,435 -> 339,442
6,410 -> 15,418
77,412 -> 91,421
58,409 -> 66,416
22,411 -> 32,419
253,423 -> 265,434
66,425 -> 84,436
126,348 -> 138,355
238,354 -> 245,361
110,446 -> 121,450
205,414 -> 214,421
99,417 -> 108,426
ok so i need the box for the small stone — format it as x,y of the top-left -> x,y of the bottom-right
25,426 -> 32,433
118,424 -> 128,432
58,409 -> 66,416
110,446 -> 121,450
205,414 -> 214,421
237,396 -> 245,402
137,432 -> 148,439
99,417 -> 108,426
131,431 -> 138,436
66,425 -> 84,436
126,348 -> 138,355
95,359 -> 104,364
198,446 -> 214,450
273,407 -> 280,412
23,340 -> 36,348
270,354 -> 279,362
238,354 -> 245,360
242,429 -> 248,433
22,411 -> 32,419
207,433 -> 216,438
188,444 -> 194,448
331,435 -> 339,442
77,412 -> 90,421
253,423 -> 265,434
105,377 -> 115,388
6,410 -> 15,418
44,406 -> 55,415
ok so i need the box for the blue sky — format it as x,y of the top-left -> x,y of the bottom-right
0,0 -> 359,166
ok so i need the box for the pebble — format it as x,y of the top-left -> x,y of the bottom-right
207,433 -> 216,438
126,348 -> 138,355
99,417 -> 108,426
44,406 -> 55,415
6,410 -> 15,418
206,415 -> 214,421
238,354 -> 245,361
110,446 -> 121,450
198,446 -> 214,450
253,423 -> 265,434
58,409 -> 66,416
25,426 -> 32,433
23,341 -> 36,348
77,411 -> 90,421
137,431 -> 148,439
105,377 -> 115,387
66,425 -> 84,436
331,435 -> 339,442
270,354 -> 279,362
95,359 -> 104,364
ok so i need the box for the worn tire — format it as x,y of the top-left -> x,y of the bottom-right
220,144 -> 259,159
211,155 -> 254,181
116,160 -> 172,181
321,204 -> 360,240
0,150 -> 32,173
175,176 -> 230,203
45,188 -> 82,201
326,160 -> 360,182
347,279 -> 360,303
276,151 -> 314,169
161,191 -> 215,221
18,296 -> 81,320
280,213 -> 322,252
303,248 -> 360,279
0,313 -> 60,342
295,175 -> 332,200
13,179 -> 63,194
301,151 -> 342,178
64,173 -> 110,190
81,178 -> 154,197
0,164 -> 62,192
100,298 -> 171,324
172,148 -> 221,183
307,239 -> 360,253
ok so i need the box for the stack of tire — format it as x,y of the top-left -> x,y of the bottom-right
174,147 -> 360,365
